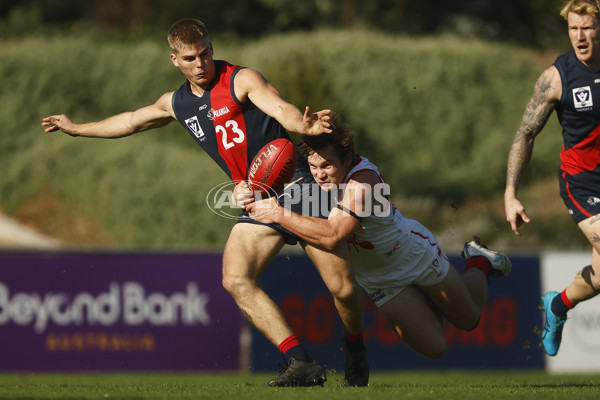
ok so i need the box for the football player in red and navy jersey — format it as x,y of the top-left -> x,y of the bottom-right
505,0 -> 600,357
42,18 -> 367,387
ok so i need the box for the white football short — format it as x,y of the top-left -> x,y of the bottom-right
357,234 -> 451,308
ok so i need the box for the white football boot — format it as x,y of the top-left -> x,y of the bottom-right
462,236 -> 512,277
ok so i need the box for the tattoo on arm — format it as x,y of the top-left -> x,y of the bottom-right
506,72 -> 557,189
520,78 -> 555,135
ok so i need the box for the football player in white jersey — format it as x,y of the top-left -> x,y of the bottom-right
246,113 -> 512,359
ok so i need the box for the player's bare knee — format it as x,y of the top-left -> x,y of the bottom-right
221,274 -> 237,295
326,277 -> 358,301
222,272 -> 252,298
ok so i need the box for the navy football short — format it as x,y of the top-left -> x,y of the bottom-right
237,159 -> 330,245
559,169 -> 600,223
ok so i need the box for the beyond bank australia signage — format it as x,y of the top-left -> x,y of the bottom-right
0,252 -> 241,371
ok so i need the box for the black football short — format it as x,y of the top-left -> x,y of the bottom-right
559,169 -> 600,223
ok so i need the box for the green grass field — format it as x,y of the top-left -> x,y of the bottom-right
1,371 -> 599,399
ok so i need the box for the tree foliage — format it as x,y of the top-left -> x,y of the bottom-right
0,0 -> 570,48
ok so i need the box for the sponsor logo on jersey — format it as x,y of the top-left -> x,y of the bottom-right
386,242 -> 401,256
369,290 -> 386,303
212,106 -> 231,119
587,196 -> 600,206
573,86 -> 593,110
184,116 -> 206,141
431,258 -> 444,277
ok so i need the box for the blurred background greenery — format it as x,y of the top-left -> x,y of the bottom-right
0,0 -> 587,252
0,0 -> 571,48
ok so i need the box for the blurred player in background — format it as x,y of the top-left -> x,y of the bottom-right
41,18 -> 368,387
247,113 -> 512,360
504,0 -> 600,356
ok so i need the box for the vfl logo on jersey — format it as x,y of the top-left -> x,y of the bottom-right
573,86 -> 593,110
185,116 -> 207,141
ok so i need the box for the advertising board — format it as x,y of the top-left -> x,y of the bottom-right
0,252 -> 241,371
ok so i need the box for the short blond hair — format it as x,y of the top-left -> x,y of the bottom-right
167,19 -> 209,53
560,0 -> 600,20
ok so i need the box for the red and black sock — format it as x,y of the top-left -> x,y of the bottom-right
464,256 -> 491,279
279,335 -> 311,364
551,289 -> 575,317
343,331 -> 365,353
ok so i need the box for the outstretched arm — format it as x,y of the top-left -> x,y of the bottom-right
247,197 -> 359,250
234,68 -> 331,135
41,92 -> 176,138
505,66 -> 560,236
247,172 -> 382,249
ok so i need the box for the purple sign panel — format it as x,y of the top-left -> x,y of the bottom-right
0,252 -> 241,371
